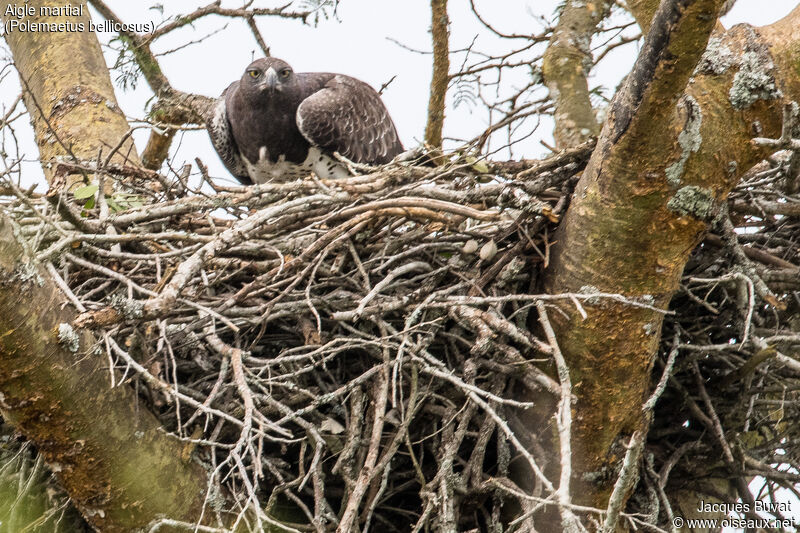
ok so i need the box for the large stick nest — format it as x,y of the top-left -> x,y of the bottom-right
3,140 -> 800,531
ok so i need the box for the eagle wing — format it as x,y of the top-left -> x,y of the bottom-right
296,75 -> 403,165
207,82 -> 252,185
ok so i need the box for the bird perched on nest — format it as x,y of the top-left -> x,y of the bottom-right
208,57 -> 403,185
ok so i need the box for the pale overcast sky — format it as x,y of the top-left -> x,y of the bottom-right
0,0 -> 797,187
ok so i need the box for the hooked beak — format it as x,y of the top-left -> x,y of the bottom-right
260,67 -> 279,92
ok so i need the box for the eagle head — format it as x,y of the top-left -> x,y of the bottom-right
241,57 -> 296,95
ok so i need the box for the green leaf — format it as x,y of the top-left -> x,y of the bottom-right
472,160 -> 490,174
107,199 -> 122,213
83,196 -> 95,210
464,155 -> 489,174
108,193 -> 145,212
73,184 -> 98,200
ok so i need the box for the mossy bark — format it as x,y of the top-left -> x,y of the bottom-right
0,2 -> 239,530
539,0 -> 789,511
626,0 -> 661,30
0,217 -> 219,532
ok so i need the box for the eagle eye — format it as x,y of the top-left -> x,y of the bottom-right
280,68 -> 291,78
248,69 -> 261,79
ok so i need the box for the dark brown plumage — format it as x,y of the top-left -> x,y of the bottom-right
208,57 -> 403,185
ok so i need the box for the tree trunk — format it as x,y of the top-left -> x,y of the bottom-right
1,0 -> 138,188
0,1 -> 232,529
0,216 -> 220,531
540,0 -> 792,510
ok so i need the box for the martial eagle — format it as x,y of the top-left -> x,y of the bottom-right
208,57 -> 403,184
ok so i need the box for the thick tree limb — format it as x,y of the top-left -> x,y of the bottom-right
539,0 -> 800,517
541,0 -> 734,508
1,0 -> 139,186
0,4 -> 261,528
625,0 -> 661,30
0,217 -> 219,531
542,0 -> 613,148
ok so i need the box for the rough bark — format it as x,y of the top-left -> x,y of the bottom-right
1,0 -> 138,188
537,0 -> 800,518
424,0 -> 449,150
0,2 -> 235,529
625,0 -> 661,30
543,0 -> 613,149
0,217 -> 219,531
540,0 -> 779,509
141,129 -> 176,170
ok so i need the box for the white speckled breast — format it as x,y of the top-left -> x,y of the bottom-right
243,146 -> 350,183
